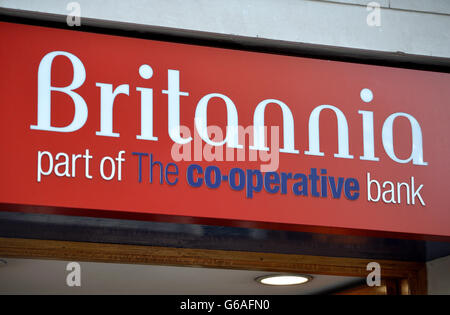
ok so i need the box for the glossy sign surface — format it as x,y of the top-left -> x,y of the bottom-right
0,22 -> 449,239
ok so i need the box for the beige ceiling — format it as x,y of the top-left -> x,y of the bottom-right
0,258 -> 362,294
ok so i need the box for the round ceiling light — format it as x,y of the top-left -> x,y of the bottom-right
256,274 -> 311,286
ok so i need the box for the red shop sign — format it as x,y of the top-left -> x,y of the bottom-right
1,22 -> 449,240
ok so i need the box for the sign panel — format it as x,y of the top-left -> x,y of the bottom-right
1,22 -> 449,239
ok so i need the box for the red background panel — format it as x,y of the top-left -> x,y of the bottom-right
0,22 -> 449,239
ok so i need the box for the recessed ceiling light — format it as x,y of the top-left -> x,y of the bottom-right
256,274 -> 311,286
